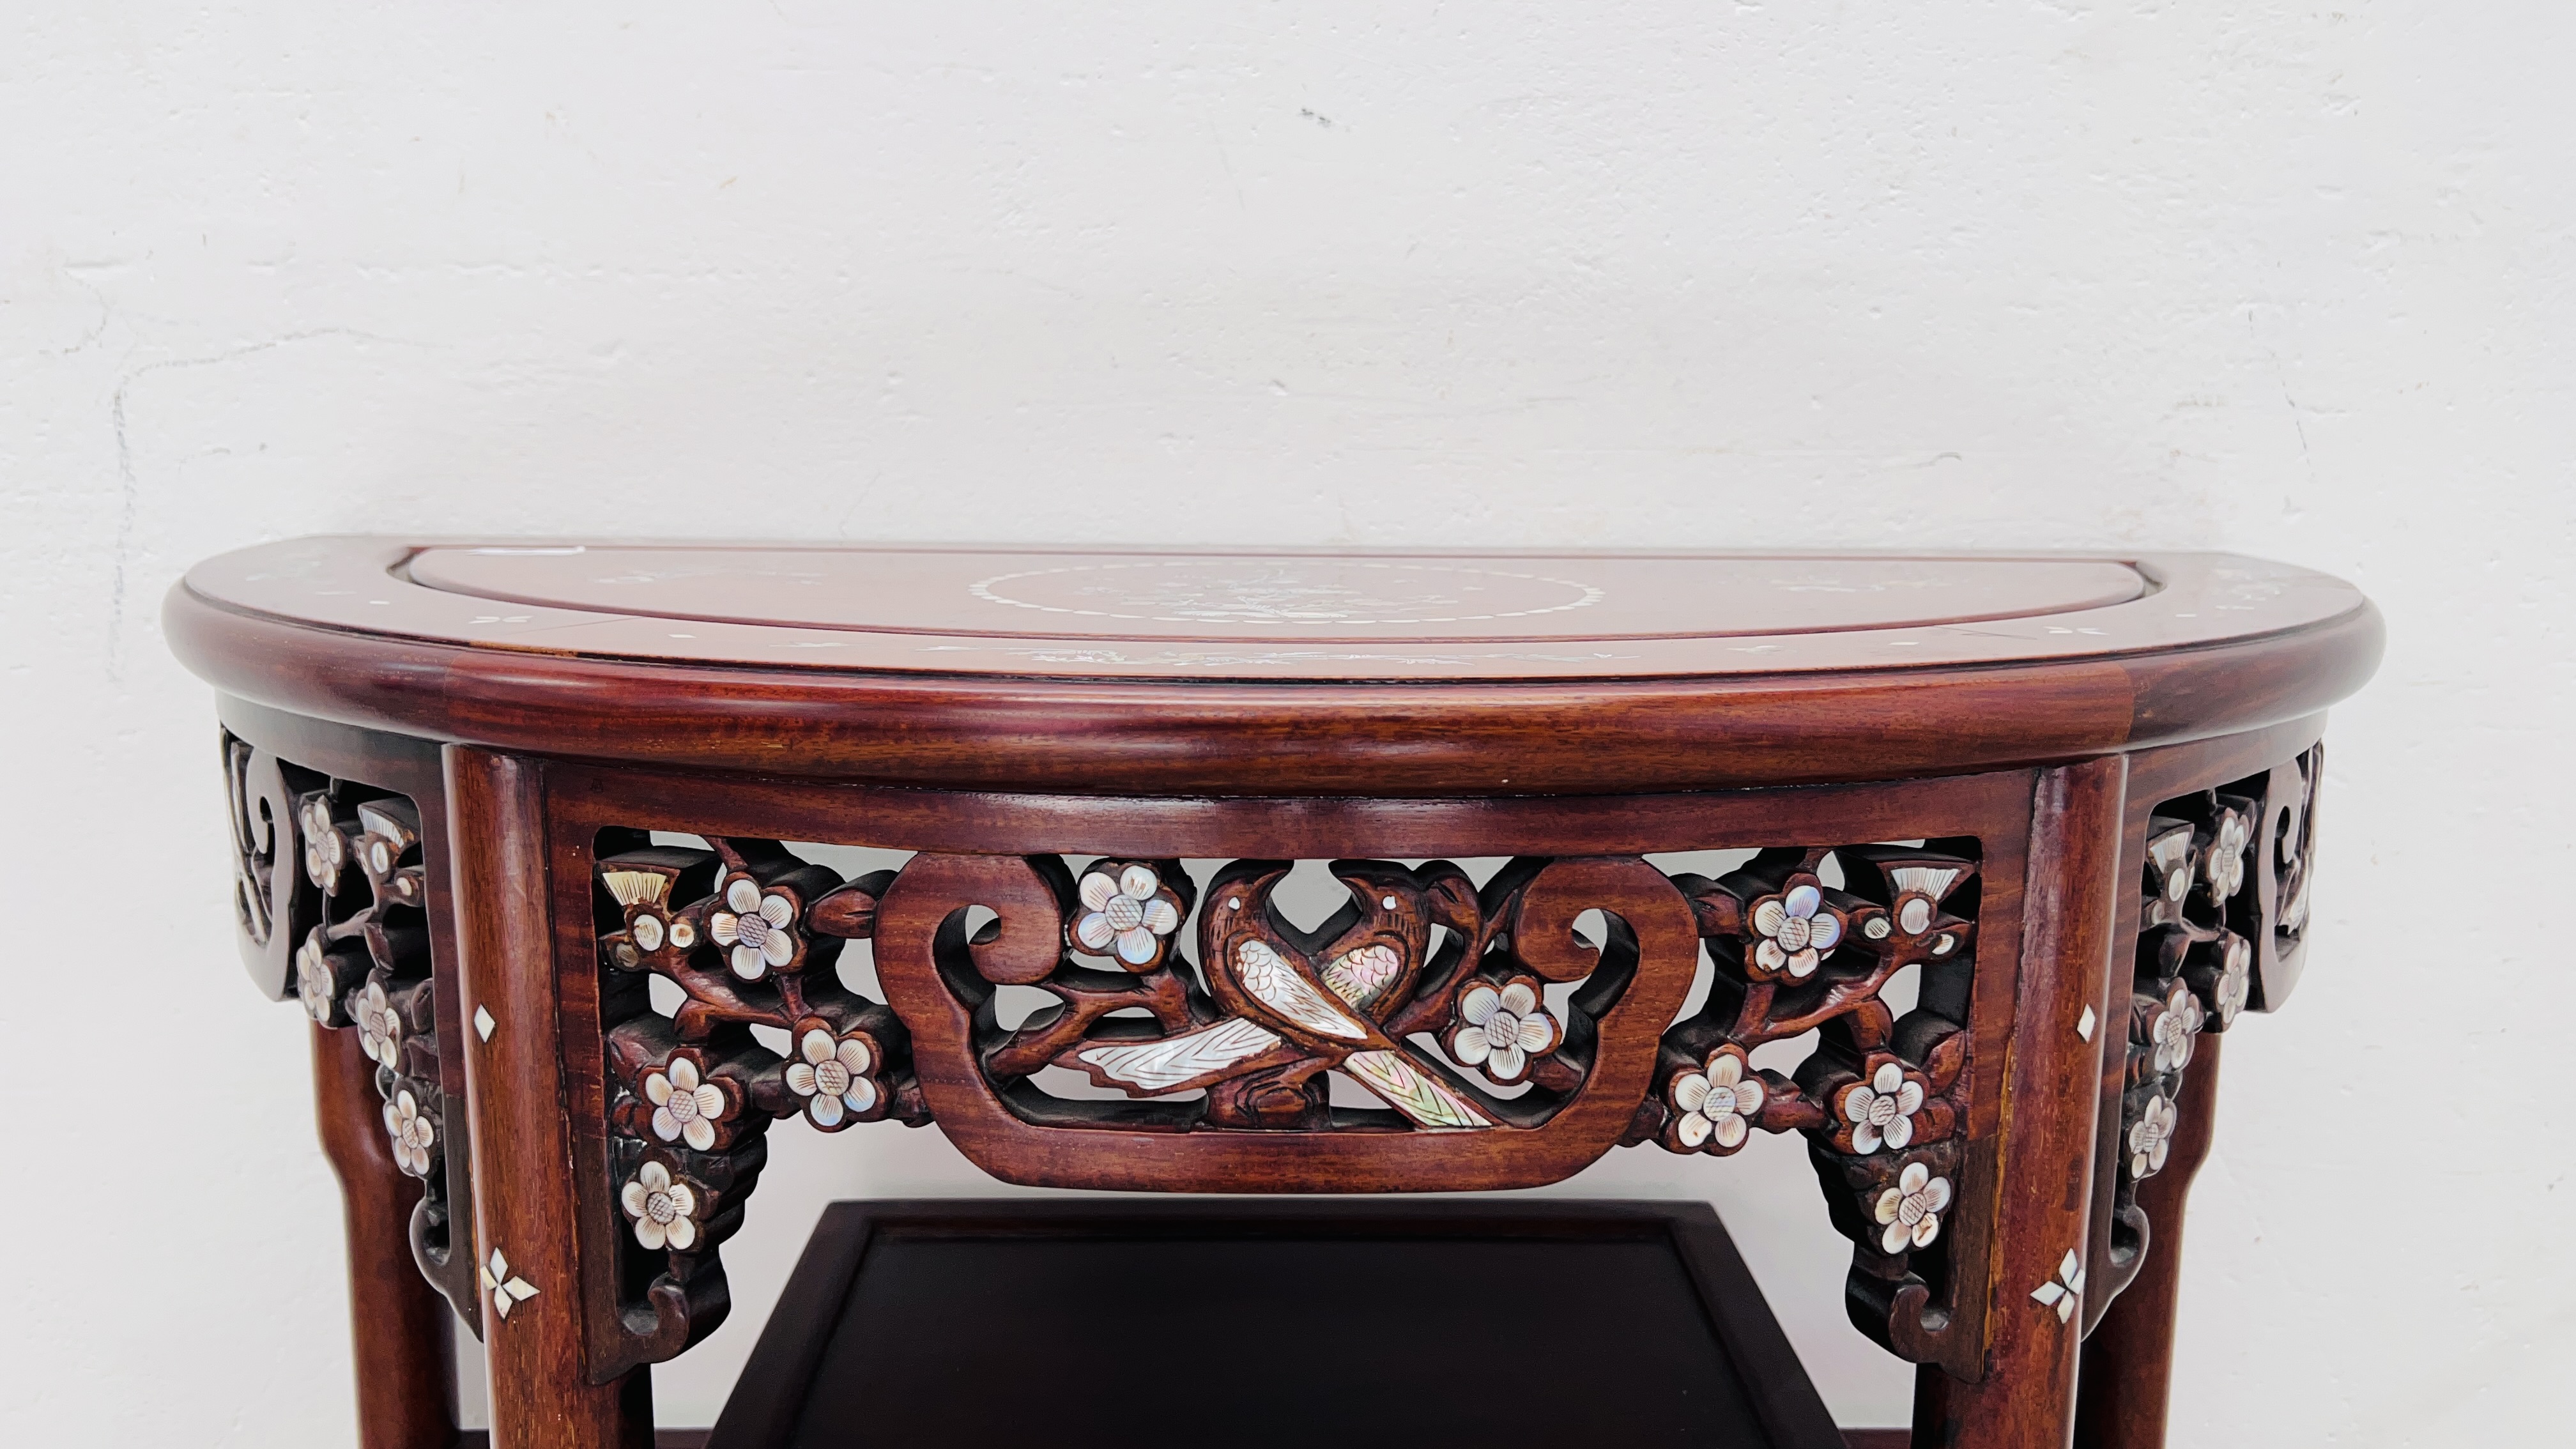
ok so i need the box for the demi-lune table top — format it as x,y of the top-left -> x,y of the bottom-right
173,539 -> 2379,1449
167,539 -> 2379,795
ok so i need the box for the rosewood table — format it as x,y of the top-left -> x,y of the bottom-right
167,540 -> 2379,1449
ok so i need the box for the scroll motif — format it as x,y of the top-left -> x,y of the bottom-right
585,832 -> 1982,1373
2274,744 -> 2320,951
222,731 -> 326,997
894,854 -> 1664,1135
224,733 -> 282,953
2258,742 -> 2326,1009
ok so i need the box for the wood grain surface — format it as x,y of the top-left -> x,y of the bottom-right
167,539 -> 2380,795
175,542 -> 2379,1449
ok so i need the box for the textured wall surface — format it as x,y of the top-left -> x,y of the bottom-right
4,4 -> 2569,1442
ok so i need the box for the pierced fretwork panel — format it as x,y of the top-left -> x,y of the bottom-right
588,832 -> 931,1361
2101,766 -> 2274,1294
581,827 -> 1987,1377
220,730 -> 480,1333
1625,842 -> 1986,1373
964,855 -> 1653,1133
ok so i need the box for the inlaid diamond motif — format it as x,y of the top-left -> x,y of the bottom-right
2029,1249 -> 2085,1323
480,1248 -> 539,1319
473,1005 -> 496,1042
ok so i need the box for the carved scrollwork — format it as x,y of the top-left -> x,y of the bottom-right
581,831 -> 1991,1370
2274,744 -> 2320,950
223,730 -> 326,997
1631,843 -> 1982,1370
220,733 -> 482,1335
891,853 -> 1659,1135
2258,742 -> 2326,1011
224,733 -> 283,954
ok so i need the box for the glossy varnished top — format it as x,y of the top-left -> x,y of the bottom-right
168,538 -> 2379,794
197,539 -> 2327,680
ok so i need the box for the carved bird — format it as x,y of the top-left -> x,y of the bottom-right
1075,859 -> 1495,1130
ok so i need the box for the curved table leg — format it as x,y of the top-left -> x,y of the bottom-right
2073,1034 -> 2225,1449
314,1020 -> 459,1449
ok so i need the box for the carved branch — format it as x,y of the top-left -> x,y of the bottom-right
225,735 -> 482,1335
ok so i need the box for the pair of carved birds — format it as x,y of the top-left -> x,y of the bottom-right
1074,859 -> 1498,1130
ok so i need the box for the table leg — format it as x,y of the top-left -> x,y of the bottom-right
2073,1034 -> 2225,1449
314,1020 -> 459,1449
449,747 -> 654,1449
1911,758 -> 2126,1449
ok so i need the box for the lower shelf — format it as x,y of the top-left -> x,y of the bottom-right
456,1423 -> 710,1433
705,1198 -> 1860,1449
468,1423 -> 1916,1433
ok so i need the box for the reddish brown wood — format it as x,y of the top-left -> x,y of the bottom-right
1913,759 -> 2126,1449
312,1020 -> 457,1449
172,543 -> 2377,1449
188,540 -> 2346,677
458,1423 -> 705,1433
868,850 -> 1698,1188
219,713 -> 2338,1448
2080,723 -> 2301,1336
165,542 -> 2382,797
537,756 -> 2030,1197
401,544 -> 2152,642
448,746 -> 653,1449
2073,1034 -> 2225,1449
542,754 -> 2039,876
530,758 -> 2041,1389
233,703 -> 487,1336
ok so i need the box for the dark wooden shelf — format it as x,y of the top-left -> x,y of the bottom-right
706,1198 -> 1852,1449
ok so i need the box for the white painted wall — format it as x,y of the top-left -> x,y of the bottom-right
4,4 -> 2568,1443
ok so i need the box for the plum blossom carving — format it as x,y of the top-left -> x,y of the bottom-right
1749,882 -> 1843,978
1669,1045 -> 1764,1151
2207,809 -> 2250,901
353,979 -> 403,1068
1873,1162 -> 1951,1254
1839,1059 -> 1928,1155
628,907 -> 687,957
296,933 -> 339,1024
383,1087 -> 436,1177
708,873 -> 799,981
642,1054 -> 730,1151
1886,864 -> 1964,938
1449,976 -> 1561,1084
2150,980 -> 2202,1073
2128,1092 -> 2177,1179
1073,862 -> 1184,967
2210,933 -> 2252,1026
783,1025 -> 880,1129
620,1160 -> 700,1252
300,795 -> 346,890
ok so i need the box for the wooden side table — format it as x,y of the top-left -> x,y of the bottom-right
169,541 -> 2378,1449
